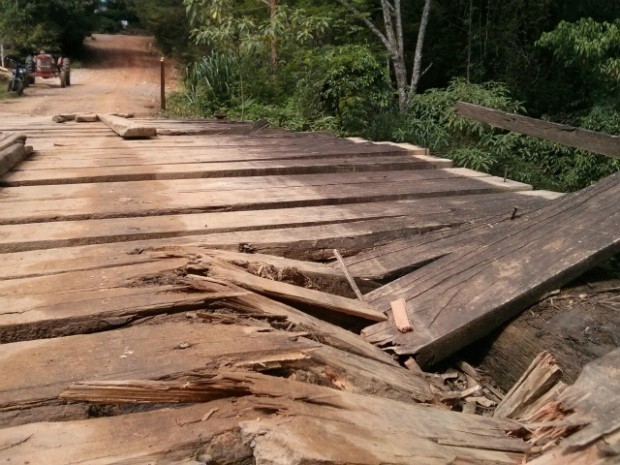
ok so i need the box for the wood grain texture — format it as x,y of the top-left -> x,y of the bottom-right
0,373 -> 527,465
362,171 -> 620,367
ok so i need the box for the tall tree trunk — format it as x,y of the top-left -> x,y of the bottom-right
269,0 -> 279,73
336,0 -> 433,111
409,0 -> 432,98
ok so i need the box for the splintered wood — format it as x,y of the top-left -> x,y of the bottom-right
0,114 -> 617,464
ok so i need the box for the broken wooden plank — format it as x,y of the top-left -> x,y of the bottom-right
0,372 -> 528,465
187,259 -> 387,321
97,113 -> 157,139
524,349 -> 620,464
362,171 -> 620,367
0,259 -> 246,343
333,248 -> 365,301
494,351 -> 563,420
0,319 -> 432,427
187,258 -> 387,322
455,102 -> 620,158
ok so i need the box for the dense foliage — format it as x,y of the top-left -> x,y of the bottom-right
0,0 -> 99,56
2,0 -> 618,191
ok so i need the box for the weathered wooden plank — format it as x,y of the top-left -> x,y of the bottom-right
97,113 -> 157,139
188,258 -> 387,322
0,168 -> 492,201
0,174 -> 532,224
0,216 -> 427,278
362,171 -> 620,367
0,193 -> 540,252
455,102 -> 620,158
0,372 -> 527,465
1,154 -> 450,186
339,193 -> 555,280
0,259 -> 246,343
0,321 -> 433,427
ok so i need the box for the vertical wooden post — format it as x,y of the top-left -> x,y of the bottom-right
160,57 -> 166,111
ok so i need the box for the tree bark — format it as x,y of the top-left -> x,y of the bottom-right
409,0 -> 432,98
269,0 -> 279,73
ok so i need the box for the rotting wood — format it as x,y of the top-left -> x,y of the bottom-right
185,258 -> 386,322
151,246 -> 378,297
185,276 -> 397,365
97,113 -> 157,139
0,259 -> 248,343
523,349 -> 620,464
455,102 -> 620,159
0,372 -> 529,465
362,171 -> 620,367
0,321 -> 433,427
466,281 -> 620,391
494,351 -> 562,420
391,298 -> 413,333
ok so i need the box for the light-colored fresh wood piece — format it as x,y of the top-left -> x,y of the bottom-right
391,298 -> 413,333
97,113 -> 156,138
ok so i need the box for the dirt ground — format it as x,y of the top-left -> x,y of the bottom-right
0,34 -> 178,116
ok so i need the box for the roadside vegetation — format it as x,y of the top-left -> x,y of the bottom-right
1,0 -> 618,191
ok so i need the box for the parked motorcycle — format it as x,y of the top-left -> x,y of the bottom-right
6,60 -> 28,96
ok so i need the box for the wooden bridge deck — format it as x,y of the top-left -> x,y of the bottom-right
1,114 -> 615,464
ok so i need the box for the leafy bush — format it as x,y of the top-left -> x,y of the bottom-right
363,77 -> 619,192
293,45 -> 392,133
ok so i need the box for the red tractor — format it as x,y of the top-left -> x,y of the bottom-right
26,52 -> 70,87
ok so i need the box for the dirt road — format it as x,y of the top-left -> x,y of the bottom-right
0,34 -> 177,116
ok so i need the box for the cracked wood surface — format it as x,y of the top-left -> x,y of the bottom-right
0,321 -> 432,428
0,372 -> 527,465
362,171 -> 620,366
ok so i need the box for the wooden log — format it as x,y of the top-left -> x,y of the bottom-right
52,114 -> 76,123
0,133 -> 26,152
97,113 -> 157,139
455,102 -> 620,158
75,113 -> 99,123
362,171 -> 620,367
